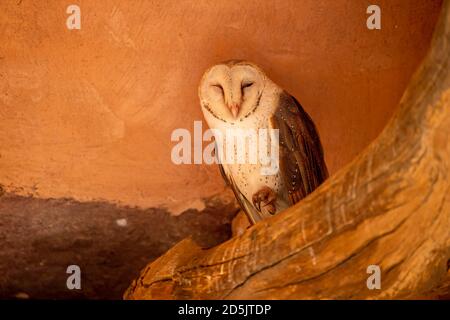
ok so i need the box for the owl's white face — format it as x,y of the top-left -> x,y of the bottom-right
199,62 -> 266,123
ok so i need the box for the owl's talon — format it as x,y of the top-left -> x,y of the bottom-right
265,203 -> 276,215
252,186 -> 277,215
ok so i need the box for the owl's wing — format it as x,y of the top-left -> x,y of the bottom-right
272,91 -> 329,205
218,162 -> 267,224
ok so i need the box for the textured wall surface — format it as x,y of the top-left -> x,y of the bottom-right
0,0 -> 442,211
0,0 -> 443,299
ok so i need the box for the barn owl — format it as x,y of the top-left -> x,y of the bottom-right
199,60 -> 328,224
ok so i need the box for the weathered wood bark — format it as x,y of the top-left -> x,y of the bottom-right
125,1 -> 450,300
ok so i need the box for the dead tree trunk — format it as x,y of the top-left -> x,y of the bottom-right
125,1 -> 450,299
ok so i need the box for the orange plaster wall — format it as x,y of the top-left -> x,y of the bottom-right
0,0 -> 442,212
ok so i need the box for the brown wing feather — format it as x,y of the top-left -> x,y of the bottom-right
272,91 -> 329,205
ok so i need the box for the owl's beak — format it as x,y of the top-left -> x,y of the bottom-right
229,104 -> 240,119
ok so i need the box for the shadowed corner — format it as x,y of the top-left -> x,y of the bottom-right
0,190 -> 239,299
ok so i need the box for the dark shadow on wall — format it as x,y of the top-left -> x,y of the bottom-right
0,191 -> 239,299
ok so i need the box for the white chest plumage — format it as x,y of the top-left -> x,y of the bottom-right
203,85 -> 289,211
